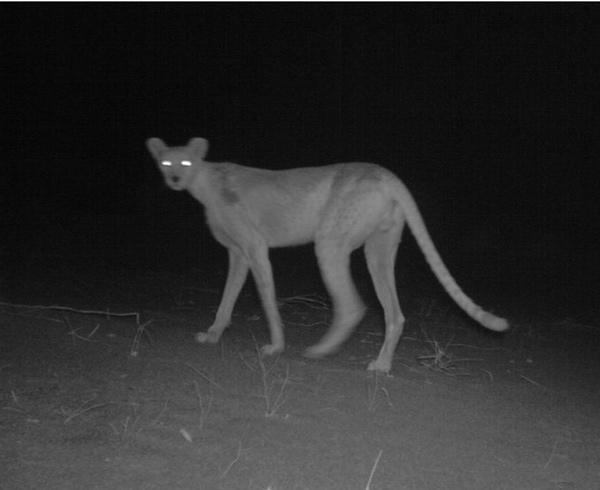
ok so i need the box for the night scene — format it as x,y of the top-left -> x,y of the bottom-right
2,3 -> 599,489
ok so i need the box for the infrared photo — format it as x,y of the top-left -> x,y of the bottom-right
1,4 -> 599,489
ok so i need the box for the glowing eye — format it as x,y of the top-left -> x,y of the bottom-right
161,160 -> 172,167
181,160 -> 192,167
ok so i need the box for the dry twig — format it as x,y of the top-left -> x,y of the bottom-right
0,301 -> 141,324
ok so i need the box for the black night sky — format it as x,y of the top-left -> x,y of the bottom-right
3,3 -> 600,324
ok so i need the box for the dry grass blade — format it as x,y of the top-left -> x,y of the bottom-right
251,339 -> 290,418
417,332 -> 482,376
220,440 -> 244,479
366,373 -> 393,412
365,449 -> 383,490
193,380 -> 213,430
519,374 -> 547,389
59,396 -> 112,424
150,400 -> 170,427
66,319 -> 101,343
109,411 -> 143,441
184,363 -> 224,391
278,294 -> 330,310
129,319 -> 154,357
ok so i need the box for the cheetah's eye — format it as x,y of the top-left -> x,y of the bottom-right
161,161 -> 172,167
181,160 -> 192,167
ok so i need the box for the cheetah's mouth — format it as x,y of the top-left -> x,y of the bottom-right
166,176 -> 184,190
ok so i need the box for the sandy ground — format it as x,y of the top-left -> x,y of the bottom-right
1,261 -> 599,490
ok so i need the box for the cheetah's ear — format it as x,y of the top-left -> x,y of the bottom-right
187,138 -> 209,160
146,138 -> 167,160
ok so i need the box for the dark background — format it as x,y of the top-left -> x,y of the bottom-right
2,4 -> 599,323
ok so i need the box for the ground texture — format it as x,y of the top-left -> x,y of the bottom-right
1,261 -> 599,490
